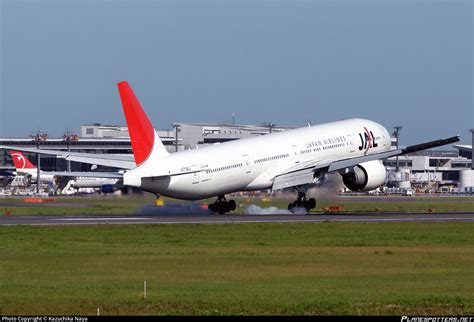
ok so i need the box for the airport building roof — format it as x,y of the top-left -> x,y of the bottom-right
453,145 -> 472,160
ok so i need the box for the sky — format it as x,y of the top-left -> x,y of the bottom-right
0,0 -> 472,146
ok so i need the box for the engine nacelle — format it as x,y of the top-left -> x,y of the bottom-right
342,160 -> 386,192
101,184 -> 118,194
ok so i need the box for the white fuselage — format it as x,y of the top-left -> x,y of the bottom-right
123,118 -> 392,200
70,177 -> 119,188
16,169 -> 118,188
17,169 -> 55,184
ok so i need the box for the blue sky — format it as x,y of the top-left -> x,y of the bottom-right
1,0 -> 472,146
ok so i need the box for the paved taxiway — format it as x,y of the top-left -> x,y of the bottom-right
0,213 -> 473,226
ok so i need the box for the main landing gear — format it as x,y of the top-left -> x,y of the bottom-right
208,195 -> 236,214
288,191 -> 316,214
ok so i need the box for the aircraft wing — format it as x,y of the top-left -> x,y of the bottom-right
272,135 -> 460,191
0,145 -> 136,169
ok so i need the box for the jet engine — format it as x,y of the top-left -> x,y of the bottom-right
342,160 -> 386,192
101,184 -> 118,194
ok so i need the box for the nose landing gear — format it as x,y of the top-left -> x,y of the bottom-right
208,195 -> 236,214
288,191 -> 316,214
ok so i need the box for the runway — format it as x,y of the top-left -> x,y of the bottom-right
1,212 -> 474,226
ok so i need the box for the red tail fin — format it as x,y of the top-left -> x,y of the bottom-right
118,81 -> 155,165
10,151 -> 36,170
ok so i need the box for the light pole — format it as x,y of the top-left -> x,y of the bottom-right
63,130 -> 77,172
262,122 -> 276,134
173,124 -> 181,152
30,130 -> 47,194
393,126 -> 403,171
36,140 -> 40,194
470,129 -> 474,170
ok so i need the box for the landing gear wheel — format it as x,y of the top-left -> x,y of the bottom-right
288,192 -> 316,214
307,198 -> 316,210
288,202 -> 296,212
208,203 -> 217,213
228,200 -> 236,211
209,195 -> 236,214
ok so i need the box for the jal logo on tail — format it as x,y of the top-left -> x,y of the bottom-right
358,127 -> 378,153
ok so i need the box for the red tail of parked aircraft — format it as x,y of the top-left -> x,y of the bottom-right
10,151 -> 36,170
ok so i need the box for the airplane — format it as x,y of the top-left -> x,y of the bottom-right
9,150 -> 121,193
1,82 -> 460,213
10,150 -> 55,184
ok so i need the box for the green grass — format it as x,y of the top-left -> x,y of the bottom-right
0,195 -> 156,215
240,197 -> 474,214
0,195 -> 473,215
0,222 -> 473,315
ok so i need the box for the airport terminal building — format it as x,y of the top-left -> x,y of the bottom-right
0,122 -> 296,172
384,147 -> 473,193
80,122 -> 297,151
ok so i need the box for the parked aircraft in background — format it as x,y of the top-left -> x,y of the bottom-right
9,150 -> 121,193
10,150 -> 55,184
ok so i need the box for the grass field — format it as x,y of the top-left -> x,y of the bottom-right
0,194 -> 473,215
0,222 -> 473,315
240,196 -> 474,214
